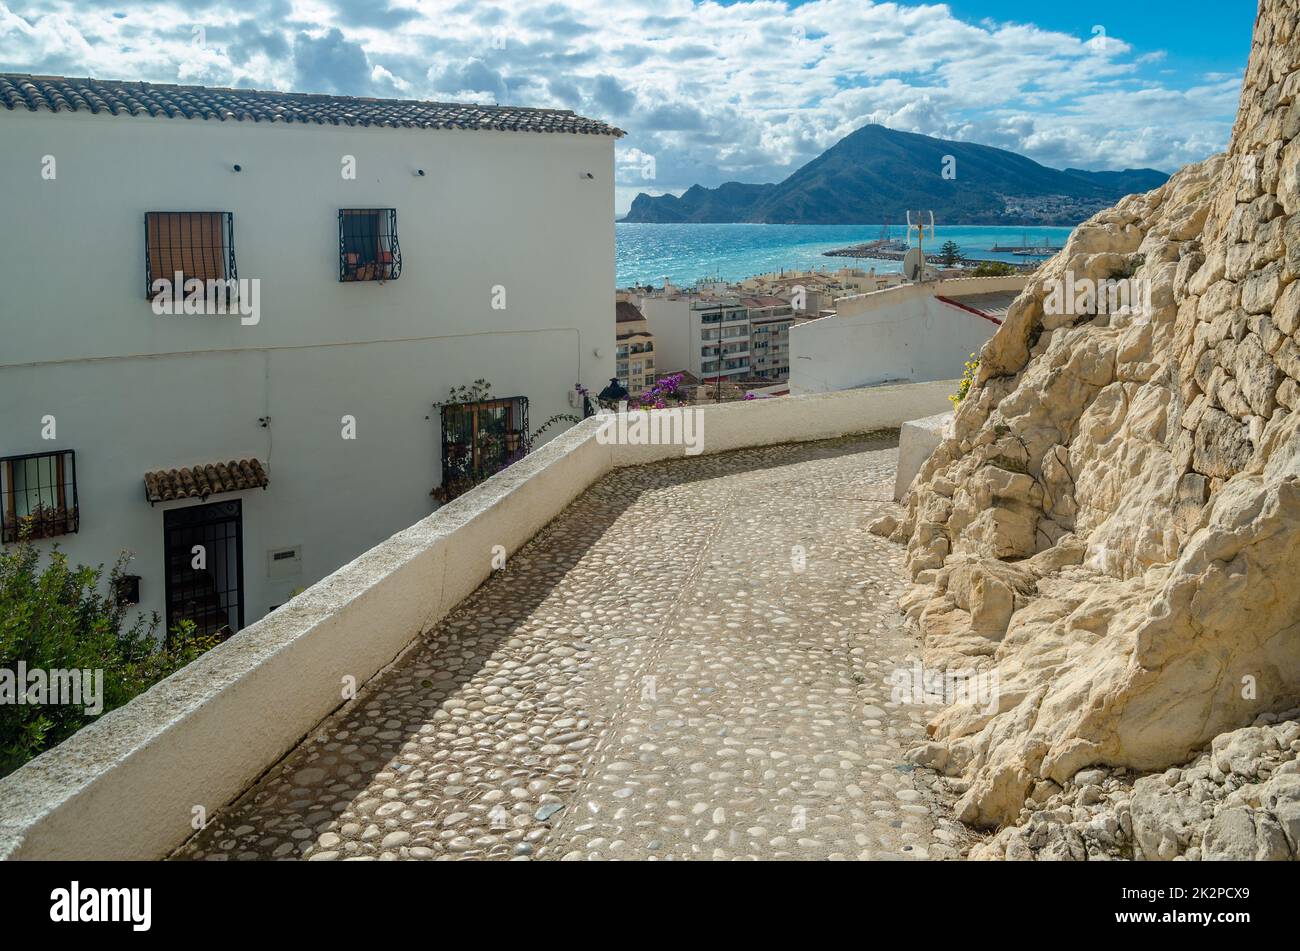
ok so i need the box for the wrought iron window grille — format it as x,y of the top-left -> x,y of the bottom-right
144,212 -> 237,300
339,208 -> 401,282
1,449 -> 79,544
437,396 -> 528,502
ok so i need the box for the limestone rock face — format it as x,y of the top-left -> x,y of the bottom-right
896,0 -> 1300,831
965,715 -> 1300,861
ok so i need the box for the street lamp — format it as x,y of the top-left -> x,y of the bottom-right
597,377 -> 629,406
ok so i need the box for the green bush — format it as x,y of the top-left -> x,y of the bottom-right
972,261 -> 1017,277
0,539 -> 216,777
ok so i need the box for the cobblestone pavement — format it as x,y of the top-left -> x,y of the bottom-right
175,434 -> 966,861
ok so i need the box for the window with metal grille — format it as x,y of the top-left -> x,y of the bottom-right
1,450 -> 78,544
145,212 -> 236,299
339,209 -> 401,282
438,397 -> 528,501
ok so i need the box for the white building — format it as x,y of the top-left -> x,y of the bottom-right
742,295 -> 795,380
614,298 -> 655,394
637,268 -> 913,386
637,293 -> 751,381
0,74 -> 620,637
788,276 -> 1027,394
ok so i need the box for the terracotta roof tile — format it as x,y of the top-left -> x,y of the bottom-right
144,458 -> 268,503
1,74 -> 624,137
616,300 -> 645,322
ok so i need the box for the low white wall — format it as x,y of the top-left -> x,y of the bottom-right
895,412 -> 953,501
0,381 -> 955,860
829,276 -> 1027,321
611,380 -> 956,467
0,420 -> 612,861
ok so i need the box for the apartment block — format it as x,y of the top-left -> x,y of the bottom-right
636,292 -> 752,381
614,298 -> 656,394
742,296 -> 795,380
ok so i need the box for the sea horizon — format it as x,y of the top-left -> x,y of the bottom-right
616,221 -> 1076,288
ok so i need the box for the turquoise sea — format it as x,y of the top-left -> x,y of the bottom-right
615,222 -> 1075,288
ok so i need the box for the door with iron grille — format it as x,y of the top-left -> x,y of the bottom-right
163,500 -> 244,640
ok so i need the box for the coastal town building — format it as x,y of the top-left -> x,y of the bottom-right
629,267 -> 912,386
788,275 -> 1027,394
635,291 -> 752,382
625,263 -> 1015,393
737,266 -> 904,315
614,297 -> 655,394
0,74 -> 620,637
742,295 -> 795,380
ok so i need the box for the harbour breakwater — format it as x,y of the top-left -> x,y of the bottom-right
821,244 -> 1041,271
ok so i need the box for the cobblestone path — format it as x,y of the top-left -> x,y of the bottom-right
176,434 -> 964,861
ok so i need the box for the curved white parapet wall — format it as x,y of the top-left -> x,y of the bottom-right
0,380 -> 956,860
895,412 -> 955,502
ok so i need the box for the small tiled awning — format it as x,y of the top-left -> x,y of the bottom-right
144,458 -> 268,504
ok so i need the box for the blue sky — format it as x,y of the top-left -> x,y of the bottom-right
0,1 -> 1258,214
942,1 -> 1254,88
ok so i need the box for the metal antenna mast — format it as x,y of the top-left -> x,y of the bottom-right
904,210 -> 936,283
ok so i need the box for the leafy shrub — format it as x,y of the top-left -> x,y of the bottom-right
0,540 -> 216,778
972,261 -> 1017,277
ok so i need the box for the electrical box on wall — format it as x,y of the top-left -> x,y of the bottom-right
266,545 -> 303,580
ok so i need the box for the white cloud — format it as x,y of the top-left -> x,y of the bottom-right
0,0 -> 1244,213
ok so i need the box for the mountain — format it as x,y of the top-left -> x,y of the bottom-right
622,124 -> 1170,226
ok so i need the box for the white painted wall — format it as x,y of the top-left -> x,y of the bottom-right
895,412 -> 953,501
788,277 -> 1026,395
0,109 -> 615,631
636,296 -> 694,375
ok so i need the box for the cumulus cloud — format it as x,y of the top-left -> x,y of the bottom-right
428,57 -> 508,103
293,28 -> 370,95
0,0 -> 1248,212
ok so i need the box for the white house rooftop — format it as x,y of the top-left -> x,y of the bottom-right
0,73 -> 625,136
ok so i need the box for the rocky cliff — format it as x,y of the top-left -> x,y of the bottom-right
876,0 -> 1300,852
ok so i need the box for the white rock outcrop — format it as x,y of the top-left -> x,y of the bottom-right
885,0 -> 1300,842
965,713 -> 1300,861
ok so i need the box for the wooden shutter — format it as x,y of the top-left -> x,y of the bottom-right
147,212 -> 227,291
